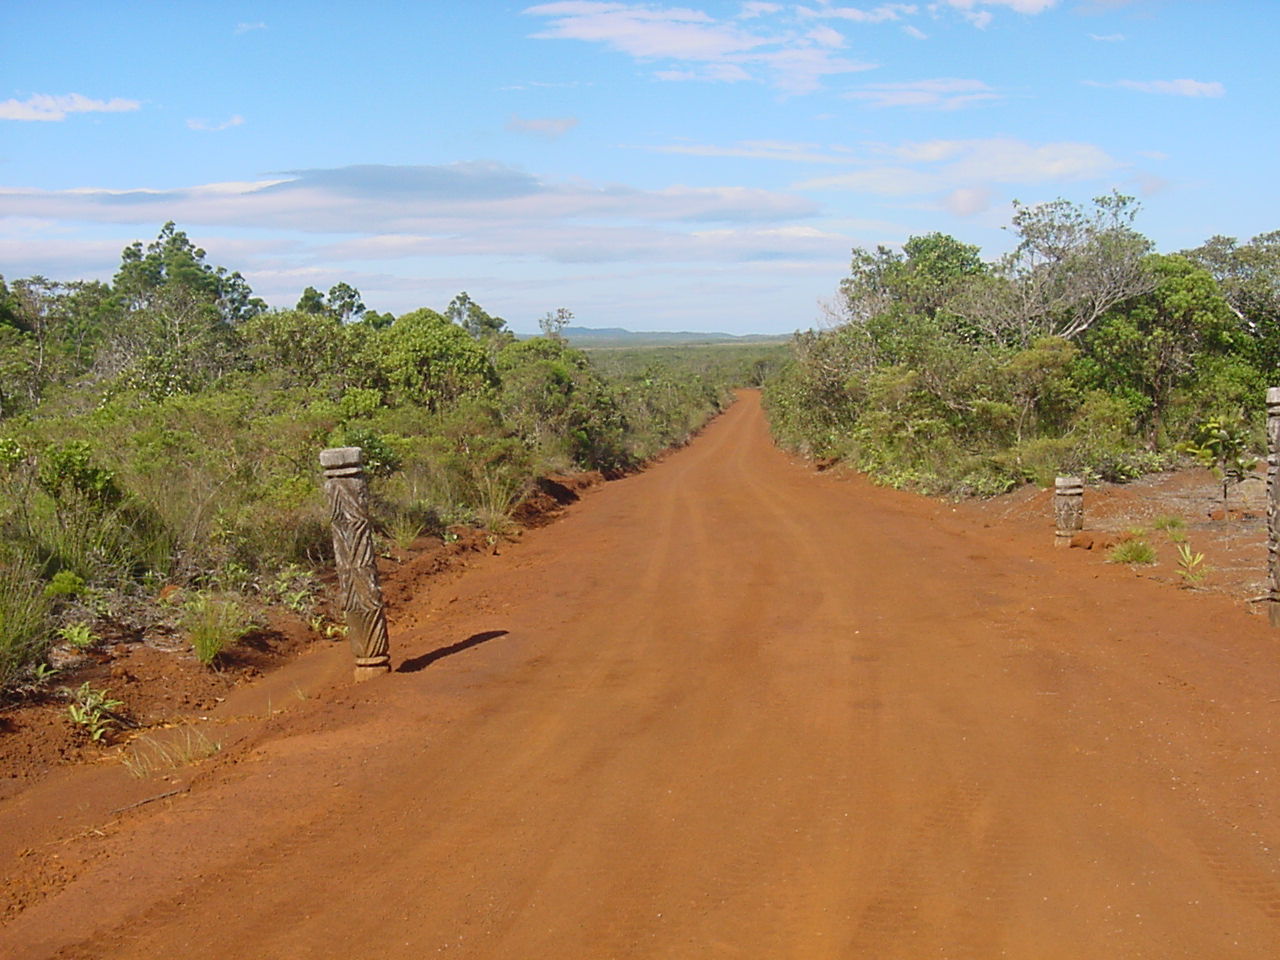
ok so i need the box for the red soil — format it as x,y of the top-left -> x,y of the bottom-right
3,390 -> 1279,958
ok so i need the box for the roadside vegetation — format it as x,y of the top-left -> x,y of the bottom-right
765,194 -> 1277,498
0,222 -> 783,696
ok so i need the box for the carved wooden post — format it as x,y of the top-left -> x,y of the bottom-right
1267,389 -> 1280,626
320,447 -> 391,680
1054,476 -> 1084,546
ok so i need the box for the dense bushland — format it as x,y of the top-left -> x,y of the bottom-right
0,223 -> 780,692
765,195 -> 1277,497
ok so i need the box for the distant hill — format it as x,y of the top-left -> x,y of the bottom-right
546,326 -> 791,347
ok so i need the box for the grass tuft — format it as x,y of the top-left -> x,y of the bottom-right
1108,539 -> 1157,565
180,593 -> 253,667
120,724 -> 222,778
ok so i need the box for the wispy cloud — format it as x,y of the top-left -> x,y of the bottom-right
506,114 -> 580,138
647,139 -> 858,163
845,77 -> 1000,109
738,1 -> 781,17
0,162 -> 818,235
1088,32 -> 1124,41
796,4 -> 919,23
934,0 -> 1059,27
903,24 -> 928,38
796,136 -> 1120,215
523,2 -> 876,93
187,114 -> 245,132
0,93 -> 140,122
1106,78 -> 1226,97
941,0 -> 1059,13
234,21 -> 267,35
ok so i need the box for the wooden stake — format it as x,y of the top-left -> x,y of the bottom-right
320,447 -> 392,679
1267,389 -> 1280,627
1054,476 -> 1084,547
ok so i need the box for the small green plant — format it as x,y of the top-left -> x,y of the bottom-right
181,593 -> 254,667
32,662 -> 58,683
66,681 -> 125,742
120,724 -> 222,778
43,569 -> 87,599
57,621 -> 96,649
1176,543 -> 1207,586
265,563 -> 318,612
1109,539 -> 1157,565
1152,515 -> 1186,533
1182,417 -> 1259,517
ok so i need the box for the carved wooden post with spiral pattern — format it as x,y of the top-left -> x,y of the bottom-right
1054,476 -> 1084,547
321,447 -> 391,680
1267,389 -> 1280,627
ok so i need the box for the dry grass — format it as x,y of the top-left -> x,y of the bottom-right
119,724 -> 222,778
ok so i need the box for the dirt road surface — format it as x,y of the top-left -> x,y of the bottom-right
4,391 -> 1280,958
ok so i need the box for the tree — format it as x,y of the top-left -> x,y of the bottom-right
103,223 -> 265,393
984,192 -> 1156,345
327,282 -> 365,322
1185,231 -> 1280,369
241,309 -> 348,387
446,292 -> 507,339
296,286 -> 327,315
114,222 -> 264,325
369,308 -> 496,409
539,307 -> 573,341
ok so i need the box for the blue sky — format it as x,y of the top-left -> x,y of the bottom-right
1,0 -> 1276,334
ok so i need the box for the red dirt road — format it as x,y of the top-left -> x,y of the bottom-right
4,391 -> 1280,958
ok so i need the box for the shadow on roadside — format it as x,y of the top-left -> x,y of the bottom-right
396,630 -> 510,674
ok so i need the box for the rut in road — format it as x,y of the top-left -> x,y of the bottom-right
4,390 -> 1280,959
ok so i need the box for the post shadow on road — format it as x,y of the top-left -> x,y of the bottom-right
395,630 -> 509,673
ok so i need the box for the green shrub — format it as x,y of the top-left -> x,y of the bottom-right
43,569 -> 86,598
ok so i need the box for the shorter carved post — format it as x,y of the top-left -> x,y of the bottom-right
1054,476 -> 1084,546
1267,389 -> 1280,626
320,447 -> 391,680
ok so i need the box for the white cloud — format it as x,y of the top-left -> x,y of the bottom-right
523,2 -> 875,93
929,0 -> 1057,26
1114,78 -> 1225,98
845,77 -> 1000,109
0,163 -> 819,236
797,4 -> 918,23
505,114 -> 580,138
647,139 -> 857,163
942,138 -> 1117,181
800,166 -> 943,194
234,21 -> 267,35
943,186 -> 992,216
738,1 -> 781,16
187,114 -> 245,132
1089,32 -> 1124,42
941,0 -> 1057,13
807,25 -> 847,47
0,93 -> 140,122
655,63 -> 752,82
796,137 -> 1120,198
903,24 -> 928,38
